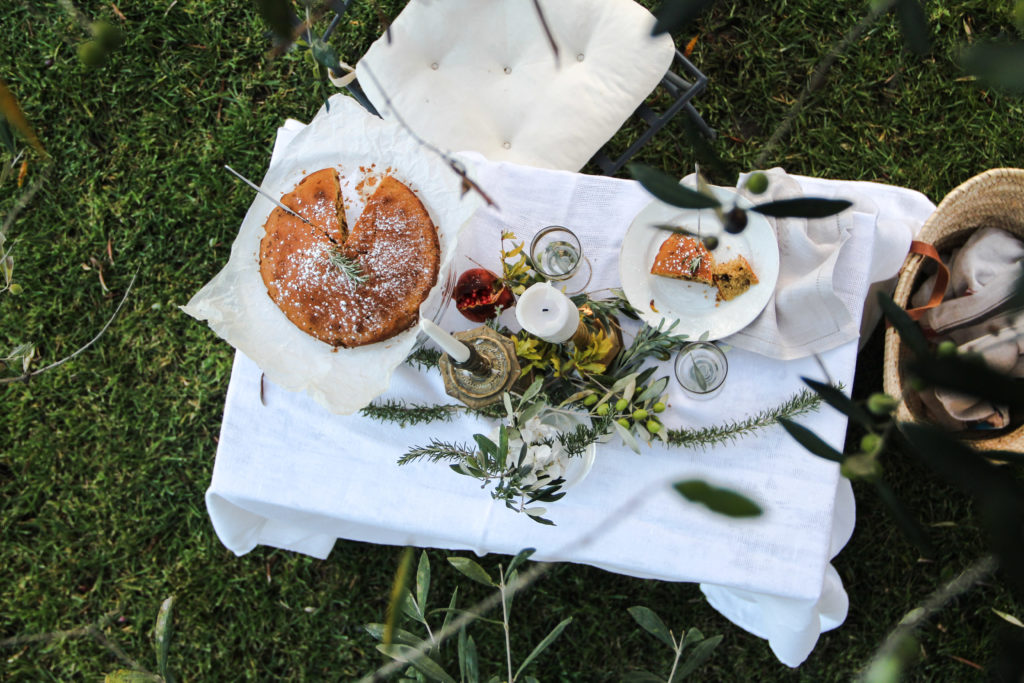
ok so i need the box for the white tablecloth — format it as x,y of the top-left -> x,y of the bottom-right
202,114 -> 936,667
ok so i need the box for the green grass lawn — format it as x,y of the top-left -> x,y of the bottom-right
2,1 -> 1023,680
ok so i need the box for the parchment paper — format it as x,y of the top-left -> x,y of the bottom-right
183,95 -> 480,414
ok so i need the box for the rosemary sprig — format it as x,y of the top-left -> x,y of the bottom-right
361,398 -> 506,427
376,388 -> 826,453
361,400 -> 461,427
398,439 -> 476,465
328,246 -> 367,285
554,413 -> 613,459
688,256 -> 702,276
404,347 -> 442,370
664,387 -> 825,449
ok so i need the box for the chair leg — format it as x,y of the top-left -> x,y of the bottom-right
592,48 -> 714,174
684,102 -> 716,140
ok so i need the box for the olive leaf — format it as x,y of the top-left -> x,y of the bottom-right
628,606 -> 675,648
458,628 -> 479,683
750,198 -> 853,219
524,507 -> 555,525
377,643 -> 456,683
637,377 -> 669,403
908,353 -> 1024,409
311,39 -> 340,71
154,596 -> 175,683
613,419 -> 642,454
506,547 -> 536,575
902,423 -> 1024,594
673,634 -> 724,681
446,557 -> 495,587
513,617 -> 573,680
894,0 -> 930,56
253,0 -> 294,42
416,551 -> 430,619
364,623 -> 423,646
801,377 -> 873,429
959,42 -> 1024,94
651,0 -> 716,36
673,480 -> 763,517
384,547 -> 415,647
0,78 -> 46,157
628,163 -> 721,210
878,291 -> 929,357
778,417 -> 844,463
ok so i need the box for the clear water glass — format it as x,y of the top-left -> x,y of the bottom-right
529,226 -> 591,294
674,342 -> 728,399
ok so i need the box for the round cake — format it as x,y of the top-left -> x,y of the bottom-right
259,169 -> 440,347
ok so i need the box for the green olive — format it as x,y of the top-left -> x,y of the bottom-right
632,409 -> 648,420
92,21 -> 125,50
583,394 -> 598,406
646,420 -> 662,434
745,171 -> 769,194
615,398 -> 629,412
860,433 -> 881,453
596,403 -> 610,416
867,393 -> 899,415
616,418 -> 631,429
936,340 -> 957,357
652,402 -> 666,413
77,40 -> 107,68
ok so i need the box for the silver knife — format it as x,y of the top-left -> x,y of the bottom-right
223,164 -> 315,228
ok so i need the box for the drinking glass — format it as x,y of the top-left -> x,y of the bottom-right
674,342 -> 728,399
529,225 -> 592,294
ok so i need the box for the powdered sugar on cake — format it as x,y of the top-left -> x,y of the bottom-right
259,169 -> 440,347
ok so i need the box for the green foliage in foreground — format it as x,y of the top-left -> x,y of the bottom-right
2,0 -> 1024,680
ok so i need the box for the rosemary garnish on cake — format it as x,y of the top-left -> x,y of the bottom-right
328,247 -> 368,285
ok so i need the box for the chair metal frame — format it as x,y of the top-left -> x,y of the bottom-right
592,49 -> 715,175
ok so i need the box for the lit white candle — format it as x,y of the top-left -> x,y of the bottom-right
515,282 -> 580,343
419,319 -> 470,363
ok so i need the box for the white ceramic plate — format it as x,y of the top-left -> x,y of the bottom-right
619,186 -> 780,340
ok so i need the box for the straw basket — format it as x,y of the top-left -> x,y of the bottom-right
882,168 -> 1024,452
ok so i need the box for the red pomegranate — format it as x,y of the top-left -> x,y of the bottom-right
454,268 -> 515,322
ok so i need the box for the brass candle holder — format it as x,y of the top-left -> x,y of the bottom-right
439,326 -> 520,409
569,305 -> 623,366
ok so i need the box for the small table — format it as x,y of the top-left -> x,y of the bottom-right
201,148 -> 924,666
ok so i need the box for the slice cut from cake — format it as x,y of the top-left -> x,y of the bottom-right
713,255 -> 759,301
279,167 -> 347,243
650,234 -> 715,285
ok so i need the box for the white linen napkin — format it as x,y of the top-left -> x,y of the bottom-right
706,168 -> 934,360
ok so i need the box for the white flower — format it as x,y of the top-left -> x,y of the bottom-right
504,418 -> 568,490
519,415 -> 558,444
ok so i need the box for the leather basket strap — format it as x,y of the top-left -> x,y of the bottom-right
904,241 -> 950,321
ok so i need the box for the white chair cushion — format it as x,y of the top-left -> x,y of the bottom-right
356,0 -> 674,172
